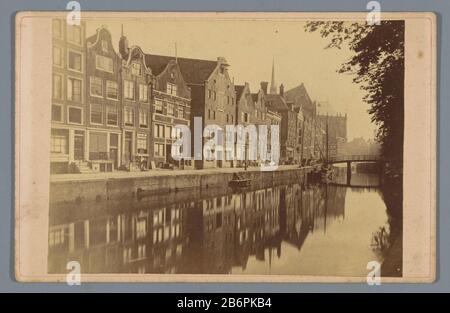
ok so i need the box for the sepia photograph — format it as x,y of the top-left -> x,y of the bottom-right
14,12 -> 436,283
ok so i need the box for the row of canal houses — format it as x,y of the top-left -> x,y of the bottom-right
51,20 -> 343,174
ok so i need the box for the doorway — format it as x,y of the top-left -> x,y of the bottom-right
109,133 -> 119,169
166,144 -> 172,165
124,132 -> 133,164
74,131 -> 84,160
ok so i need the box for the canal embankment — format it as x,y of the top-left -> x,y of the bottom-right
50,165 -> 313,205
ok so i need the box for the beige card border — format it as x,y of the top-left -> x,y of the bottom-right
14,11 -> 436,283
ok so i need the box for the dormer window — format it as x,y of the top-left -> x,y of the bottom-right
131,63 -> 142,76
167,83 -> 177,96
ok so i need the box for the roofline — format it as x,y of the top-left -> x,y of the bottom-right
125,45 -> 151,72
86,26 -> 121,58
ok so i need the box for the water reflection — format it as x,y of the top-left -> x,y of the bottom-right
331,163 -> 381,187
48,172 -> 393,276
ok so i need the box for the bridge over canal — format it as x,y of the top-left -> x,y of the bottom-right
326,155 -> 385,186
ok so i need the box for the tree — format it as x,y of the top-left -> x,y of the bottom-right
305,21 -> 404,171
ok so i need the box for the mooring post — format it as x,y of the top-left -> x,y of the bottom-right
346,161 -> 352,186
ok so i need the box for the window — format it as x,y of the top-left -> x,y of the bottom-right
213,91 -> 217,101
136,218 -> 147,239
166,83 -> 177,96
138,244 -> 146,259
227,96 -> 230,105
208,109 -> 211,119
90,76 -> 103,97
53,46 -> 62,66
208,89 -> 212,99
89,132 -> 108,160
123,248 -> 131,263
242,112 -> 249,123
96,55 -> 113,72
101,40 -> 108,53
177,108 -> 184,119
67,25 -> 81,45
174,128 -> 182,139
68,51 -> 82,72
52,105 -> 62,122
106,81 -> 118,99
124,80 -> 134,100
52,74 -> 62,100
139,84 -> 148,102
154,124 -> 164,138
139,110 -> 148,128
131,63 -> 142,76
124,107 -> 134,126
137,134 -> 148,154
165,126 -> 172,139
166,102 -> 174,116
106,105 -> 118,126
154,143 -> 165,157
153,210 -> 164,225
67,77 -> 82,102
52,19 -> 62,38
68,107 -> 82,124
90,103 -> 103,124
154,99 -> 163,114
50,129 -> 68,153
49,227 -> 66,247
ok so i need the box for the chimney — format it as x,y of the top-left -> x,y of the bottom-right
279,83 -> 284,97
119,25 -> 129,59
260,82 -> 268,95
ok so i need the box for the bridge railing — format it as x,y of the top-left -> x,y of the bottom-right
328,155 -> 382,163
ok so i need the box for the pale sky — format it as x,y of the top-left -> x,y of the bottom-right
87,18 -> 376,140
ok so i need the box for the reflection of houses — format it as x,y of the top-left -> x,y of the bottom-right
183,194 -> 237,274
149,204 -> 186,273
50,19 -> 87,174
232,187 -> 282,270
48,183 -> 347,274
310,185 -> 346,232
280,184 -> 346,251
48,197 -> 191,274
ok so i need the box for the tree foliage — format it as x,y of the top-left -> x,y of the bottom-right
305,21 -> 404,170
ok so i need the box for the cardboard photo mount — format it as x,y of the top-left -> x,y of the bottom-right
14,12 -> 436,283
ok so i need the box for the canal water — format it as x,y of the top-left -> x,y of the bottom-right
48,168 -> 397,277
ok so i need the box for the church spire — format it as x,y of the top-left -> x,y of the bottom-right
270,57 -> 277,94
